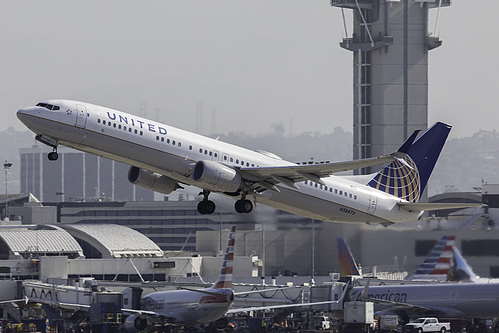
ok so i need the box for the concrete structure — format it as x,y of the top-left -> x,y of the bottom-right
331,0 -> 450,173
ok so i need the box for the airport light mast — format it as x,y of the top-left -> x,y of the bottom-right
4,161 -> 12,220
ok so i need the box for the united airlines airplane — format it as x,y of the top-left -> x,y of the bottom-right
17,100 -> 479,224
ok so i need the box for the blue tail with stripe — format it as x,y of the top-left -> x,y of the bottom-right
367,122 -> 451,202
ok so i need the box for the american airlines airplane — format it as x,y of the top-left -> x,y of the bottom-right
17,100 -> 479,224
351,280 -> 499,319
124,226 -> 237,331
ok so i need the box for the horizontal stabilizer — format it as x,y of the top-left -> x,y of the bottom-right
398,202 -> 485,212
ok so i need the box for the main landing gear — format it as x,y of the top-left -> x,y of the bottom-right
196,191 -> 253,214
197,190 -> 216,215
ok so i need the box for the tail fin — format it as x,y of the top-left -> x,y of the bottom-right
367,122 -> 451,202
212,226 -> 236,289
337,238 -> 361,276
412,235 -> 454,281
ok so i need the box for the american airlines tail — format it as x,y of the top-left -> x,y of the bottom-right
367,122 -> 451,203
337,238 -> 361,276
412,235 -> 455,281
212,226 -> 236,290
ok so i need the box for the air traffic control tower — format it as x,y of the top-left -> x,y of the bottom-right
331,0 -> 450,174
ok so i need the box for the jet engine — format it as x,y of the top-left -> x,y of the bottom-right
124,315 -> 147,332
128,166 -> 180,194
192,160 -> 242,193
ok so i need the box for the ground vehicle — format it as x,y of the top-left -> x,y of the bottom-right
315,316 -> 332,330
405,318 -> 450,333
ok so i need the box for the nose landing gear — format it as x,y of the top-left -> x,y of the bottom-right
48,149 -> 59,161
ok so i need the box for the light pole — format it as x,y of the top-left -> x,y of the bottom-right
4,161 -> 12,220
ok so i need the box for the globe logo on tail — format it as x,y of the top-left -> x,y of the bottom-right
367,156 -> 421,202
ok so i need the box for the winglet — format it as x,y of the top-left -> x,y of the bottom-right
359,279 -> 370,300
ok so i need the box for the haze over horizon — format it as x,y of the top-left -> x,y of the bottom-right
2,1 -> 499,140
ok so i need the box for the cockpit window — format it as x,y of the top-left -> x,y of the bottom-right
36,102 -> 60,111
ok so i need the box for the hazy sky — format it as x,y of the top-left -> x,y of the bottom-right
2,1 -> 498,139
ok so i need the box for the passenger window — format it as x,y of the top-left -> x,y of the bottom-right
103,120 -> 106,125
224,156 -> 227,161
113,123 -> 116,128
140,131 -> 143,136
189,145 -> 193,150
156,136 -> 159,140
98,119 -> 101,123
161,137 -> 165,142
134,129 -> 138,134
178,142 -> 181,147
199,148 -> 203,153
118,125 -> 121,129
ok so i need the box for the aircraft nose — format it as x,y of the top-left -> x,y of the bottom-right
17,106 -> 39,126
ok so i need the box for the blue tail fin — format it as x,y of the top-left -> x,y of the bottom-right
337,238 -> 360,276
367,122 -> 451,202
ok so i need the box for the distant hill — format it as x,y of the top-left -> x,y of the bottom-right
5,127 -> 498,197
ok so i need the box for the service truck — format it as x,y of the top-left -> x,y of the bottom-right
405,318 -> 451,333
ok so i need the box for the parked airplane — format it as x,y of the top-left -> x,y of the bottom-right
124,226 -> 343,332
124,226 -> 238,331
338,235 -> 480,282
351,280 -> 499,319
17,100 -> 481,224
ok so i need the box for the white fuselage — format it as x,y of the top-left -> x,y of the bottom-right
141,289 -> 233,325
350,283 -> 499,319
17,100 -> 422,224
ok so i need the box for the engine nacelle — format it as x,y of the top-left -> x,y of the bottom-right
128,166 -> 179,194
124,315 -> 148,333
192,160 -> 242,193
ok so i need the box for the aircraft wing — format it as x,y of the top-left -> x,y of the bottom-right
238,129 -> 419,191
227,300 -> 341,314
239,154 -> 398,191
398,202 -> 486,212
122,308 -> 162,316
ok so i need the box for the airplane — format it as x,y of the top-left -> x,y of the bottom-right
338,235 -> 480,283
124,226 -> 238,332
350,279 -> 499,319
17,100 -> 483,225
123,226 -> 346,332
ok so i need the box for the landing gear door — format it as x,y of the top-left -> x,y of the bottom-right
75,104 -> 87,128
367,195 -> 377,214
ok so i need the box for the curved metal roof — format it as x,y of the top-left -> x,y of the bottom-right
61,224 -> 164,258
0,225 -> 83,257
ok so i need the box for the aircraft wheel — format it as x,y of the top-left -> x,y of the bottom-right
235,199 -> 253,213
242,199 -> 253,213
197,201 -> 207,214
205,200 -> 216,214
234,200 -> 243,213
48,152 -> 59,161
